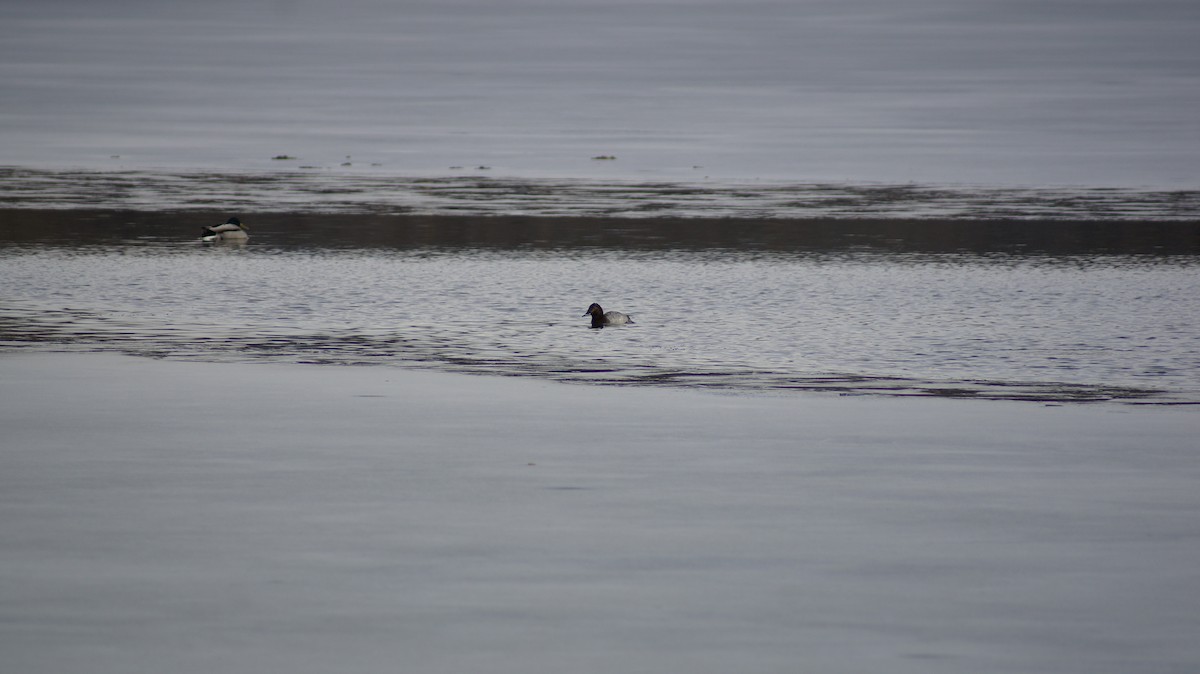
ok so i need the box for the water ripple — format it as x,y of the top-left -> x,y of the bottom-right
3,168 -> 1199,220
2,244 -> 1197,405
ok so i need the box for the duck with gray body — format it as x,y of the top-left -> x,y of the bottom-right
201,217 -> 249,241
584,303 -> 634,329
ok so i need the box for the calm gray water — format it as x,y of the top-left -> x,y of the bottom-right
2,0 -> 1198,187
2,212 -> 1198,404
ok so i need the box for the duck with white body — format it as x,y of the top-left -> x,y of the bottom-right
201,217 -> 249,242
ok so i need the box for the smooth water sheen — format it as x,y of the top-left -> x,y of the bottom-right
2,0 -> 1198,187
3,215 -> 1197,404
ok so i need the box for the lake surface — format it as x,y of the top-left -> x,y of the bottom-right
2,0 -> 1198,187
2,0 -> 1198,403
3,210 -> 1198,404
4,4 -> 1199,672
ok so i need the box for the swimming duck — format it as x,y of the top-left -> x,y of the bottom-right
201,217 -> 249,241
584,302 -> 634,328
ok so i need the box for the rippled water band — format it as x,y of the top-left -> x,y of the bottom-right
3,168 -> 1199,220
0,306 -> 1181,405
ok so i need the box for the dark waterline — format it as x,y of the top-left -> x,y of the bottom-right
3,208 -> 1200,257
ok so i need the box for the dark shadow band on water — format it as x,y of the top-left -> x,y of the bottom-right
2,209 -> 1199,257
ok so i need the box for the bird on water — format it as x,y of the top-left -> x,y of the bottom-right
201,217 -> 249,241
584,302 -> 634,328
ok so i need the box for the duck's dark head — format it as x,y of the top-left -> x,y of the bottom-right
584,303 -> 607,328
225,217 -> 243,228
